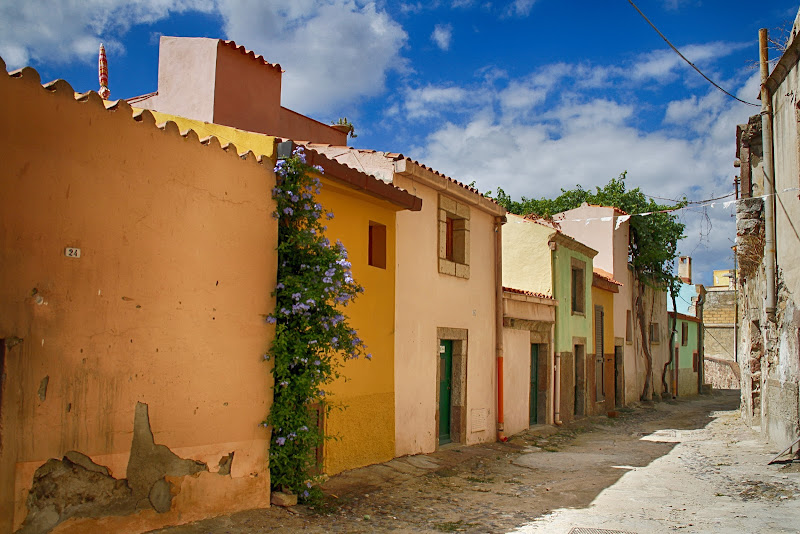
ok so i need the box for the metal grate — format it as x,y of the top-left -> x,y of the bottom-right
568,529 -> 637,534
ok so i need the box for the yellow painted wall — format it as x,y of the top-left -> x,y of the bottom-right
502,214 -> 554,296
316,180 -> 398,475
590,285 -> 616,415
141,113 -> 397,475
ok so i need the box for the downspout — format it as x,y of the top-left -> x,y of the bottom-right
495,215 -> 508,442
760,28 -> 778,321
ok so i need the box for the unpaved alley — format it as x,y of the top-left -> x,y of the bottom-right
150,391 -> 800,533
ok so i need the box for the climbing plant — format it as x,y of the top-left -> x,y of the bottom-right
263,146 -> 370,499
493,173 -> 686,400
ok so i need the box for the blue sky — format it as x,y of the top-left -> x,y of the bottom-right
2,0 -> 798,284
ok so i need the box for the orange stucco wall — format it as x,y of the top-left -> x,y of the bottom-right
0,66 -> 277,532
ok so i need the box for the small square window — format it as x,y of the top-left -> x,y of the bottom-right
649,322 -> 660,344
438,196 -> 470,279
368,221 -> 386,269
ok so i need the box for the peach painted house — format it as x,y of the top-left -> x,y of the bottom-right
555,203 -> 670,402
501,288 -> 556,433
0,60 -> 278,533
591,269 -> 621,414
302,146 -> 508,455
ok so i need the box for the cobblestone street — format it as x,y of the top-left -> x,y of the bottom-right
149,390 -> 800,533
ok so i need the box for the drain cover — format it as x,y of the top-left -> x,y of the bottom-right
568,529 -> 637,534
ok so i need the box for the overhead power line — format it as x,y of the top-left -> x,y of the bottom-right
626,0 -> 760,107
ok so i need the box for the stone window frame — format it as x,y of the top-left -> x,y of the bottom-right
437,195 -> 470,279
570,257 -> 586,316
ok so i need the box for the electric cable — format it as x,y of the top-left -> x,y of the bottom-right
626,0 -> 760,107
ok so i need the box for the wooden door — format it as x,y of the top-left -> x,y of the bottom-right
439,340 -> 453,444
529,344 -> 539,425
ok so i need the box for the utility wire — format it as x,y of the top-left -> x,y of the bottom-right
626,0 -> 760,107
644,191 -> 735,205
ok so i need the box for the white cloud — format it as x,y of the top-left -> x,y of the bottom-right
402,85 -> 474,118
503,0 -> 537,17
431,24 -> 453,51
0,0 -> 216,68
217,0 -> 408,115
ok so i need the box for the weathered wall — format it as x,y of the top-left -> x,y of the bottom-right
0,63 -> 277,533
393,175 -> 499,455
735,27 -> 800,449
502,328 -> 534,436
668,315 -> 699,397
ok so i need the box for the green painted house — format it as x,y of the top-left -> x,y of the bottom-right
503,214 -> 598,424
667,312 -> 701,397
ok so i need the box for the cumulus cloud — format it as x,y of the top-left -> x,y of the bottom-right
431,24 -> 453,51
217,0 -> 408,115
0,0 -> 216,68
394,47 -> 758,283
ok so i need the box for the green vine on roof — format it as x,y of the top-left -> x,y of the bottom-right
262,146 -> 369,499
494,172 -> 686,400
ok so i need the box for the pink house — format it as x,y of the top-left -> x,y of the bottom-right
132,37 -> 348,146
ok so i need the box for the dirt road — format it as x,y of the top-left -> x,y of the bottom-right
151,390 -> 800,533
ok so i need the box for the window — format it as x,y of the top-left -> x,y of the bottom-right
368,221 -> 386,269
692,351 -> 699,372
626,310 -> 633,344
570,258 -> 585,315
438,195 -> 470,279
649,322 -> 660,344
681,322 -> 689,346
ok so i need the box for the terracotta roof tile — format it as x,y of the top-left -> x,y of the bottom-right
503,286 -> 554,300
219,39 -> 283,72
299,144 -> 498,205
593,268 -> 623,286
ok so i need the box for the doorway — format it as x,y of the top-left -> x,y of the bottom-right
529,344 -> 539,425
614,345 -> 624,408
574,344 -> 585,416
439,340 -> 453,444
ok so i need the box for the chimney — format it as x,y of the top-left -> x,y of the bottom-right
678,256 -> 692,284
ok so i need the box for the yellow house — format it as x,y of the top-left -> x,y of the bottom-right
143,112 -> 422,475
591,268 -> 620,415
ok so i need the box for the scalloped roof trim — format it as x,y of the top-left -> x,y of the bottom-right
3,57 -> 268,170
220,39 -> 283,73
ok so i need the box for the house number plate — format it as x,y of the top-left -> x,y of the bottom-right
65,247 -> 81,258
439,345 -> 445,354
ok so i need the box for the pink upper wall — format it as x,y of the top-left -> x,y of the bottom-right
135,37 -> 347,145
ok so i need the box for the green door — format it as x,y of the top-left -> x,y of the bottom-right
529,344 -> 539,425
439,340 -> 453,444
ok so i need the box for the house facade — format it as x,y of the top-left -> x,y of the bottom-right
0,61 -> 278,532
503,214 -> 597,425
501,288 -> 556,433
591,269 -> 620,414
667,312 -> 701,397
303,146 -> 506,455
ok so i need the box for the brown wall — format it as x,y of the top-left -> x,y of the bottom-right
0,65 -> 277,532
